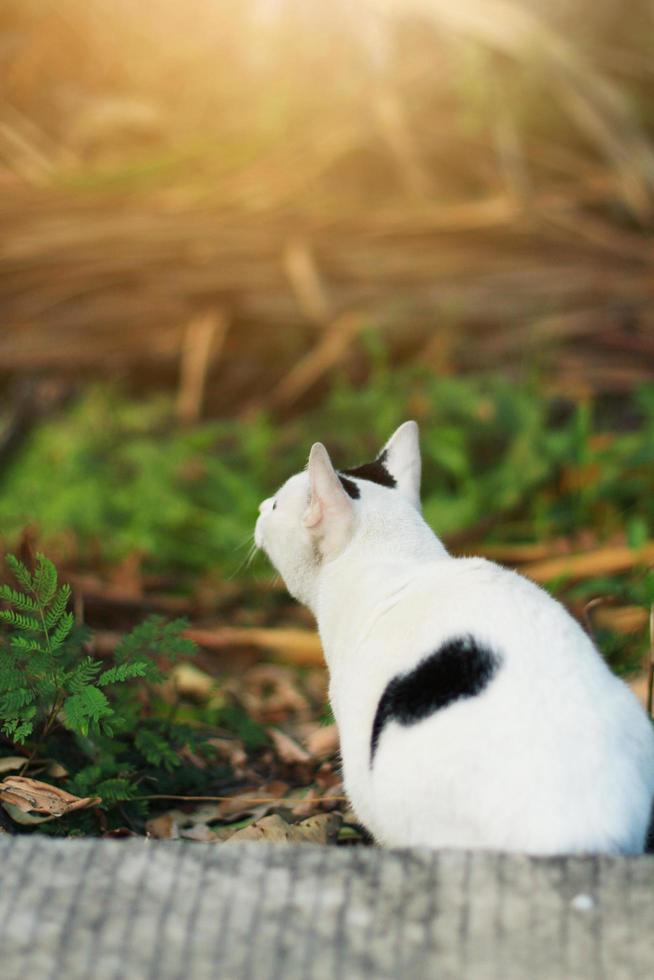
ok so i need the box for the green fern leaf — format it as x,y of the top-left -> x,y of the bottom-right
0,686 -> 35,716
0,585 -> 38,612
114,616 -> 196,666
135,728 -> 180,771
5,555 -> 33,591
65,656 -> 102,693
9,634 -> 43,656
94,778 -> 136,803
49,612 -> 75,651
2,714 -> 35,743
44,585 -> 72,630
64,686 -> 113,735
0,609 -> 41,632
98,661 -> 149,686
0,660 -> 24,691
33,554 -> 58,605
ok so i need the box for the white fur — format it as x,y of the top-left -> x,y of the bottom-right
255,422 -> 654,854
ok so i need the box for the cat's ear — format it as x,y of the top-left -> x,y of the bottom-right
304,443 -> 355,559
380,420 -> 421,509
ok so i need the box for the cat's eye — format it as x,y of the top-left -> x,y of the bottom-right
272,500 -> 277,510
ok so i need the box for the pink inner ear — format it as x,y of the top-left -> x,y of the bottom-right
303,500 -> 322,528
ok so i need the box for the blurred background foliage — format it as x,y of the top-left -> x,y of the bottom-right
1,0 -> 653,681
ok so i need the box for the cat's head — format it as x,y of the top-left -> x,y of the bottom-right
254,421 -> 423,607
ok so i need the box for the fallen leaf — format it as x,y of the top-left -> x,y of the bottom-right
290,788 -> 320,818
230,665 -> 310,723
315,763 -> 342,790
593,605 -> 648,634
0,757 -> 26,775
171,663 -> 217,702
303,724 -> 339,759
0,776 -> 100,824
319,782 -> 346,810
46,760 -> 69,779
206,737 -> 248,776
225,811 -> 341,845
146,811 -> 180,840
218,781 -> 289,820
180,824 -> 220,843
268,728 -> 311,765
187,627 -> 323,667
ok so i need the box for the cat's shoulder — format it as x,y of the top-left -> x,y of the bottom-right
422,553 -> 566,618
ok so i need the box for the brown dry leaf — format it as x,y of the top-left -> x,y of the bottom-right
0,776 -> 100,824
303,724 -> 339,759
0,757 -> 26,775
186,627 -> 324,667
206,737 -> 248,776
225,812 -> 341,845
170,663 -> 217,702
179,824 -> 220,843
290,788 -> 320,819
318,783 -> 346,811
315,763 -> 342,791
268,728 -> 312,765
218,781 -> 290,820
232,665 -> 310,724
523,542 -> 654,583
593,605 -> 648,634
45,760 -> 69,779
146,811 -> 180,840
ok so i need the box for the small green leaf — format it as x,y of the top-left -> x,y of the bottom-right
98,661 -> 149,686
33,554 -> 58,605
5,555 -> 33,591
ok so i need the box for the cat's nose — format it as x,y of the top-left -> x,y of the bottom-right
258,498 -> 272,514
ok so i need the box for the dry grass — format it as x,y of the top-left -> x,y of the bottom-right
1,1 -> 653,409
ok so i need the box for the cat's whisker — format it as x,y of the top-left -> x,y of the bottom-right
233,534 -> 256,552
228,539 -> 259,580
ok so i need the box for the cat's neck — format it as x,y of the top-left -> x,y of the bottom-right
313,513 -> 450,667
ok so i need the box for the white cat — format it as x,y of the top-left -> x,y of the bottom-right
255,421 -> 654,854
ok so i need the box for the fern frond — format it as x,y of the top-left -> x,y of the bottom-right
0,662 -> 24,692
114,615 -> 196,665
44,585 -> 72,630
2,713 -> 35,743
33,554 -> 58,605
0,585 -> 38,612
9,634 -> 44,656
0,609 -> 40,632
98,661 -> 149,687
49,612 -> 75,652
5,555 -> 33,591
135,728 -> 180,771
65,656 -> 102,694
94,778 -> 136,802
0,686 -> 35,716
64,686 -> 113,735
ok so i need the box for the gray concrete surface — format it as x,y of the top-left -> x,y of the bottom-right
0,837 -> 652,980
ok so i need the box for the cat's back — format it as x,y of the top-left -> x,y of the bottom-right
363,552 -> 649,741
374,553 -> 595,678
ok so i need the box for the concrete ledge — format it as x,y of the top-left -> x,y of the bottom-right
0,838 -> 652,979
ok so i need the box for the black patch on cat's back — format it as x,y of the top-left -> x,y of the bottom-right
338,474 -> 361,499
370,636 -> 500,764
343,449 -> 396,489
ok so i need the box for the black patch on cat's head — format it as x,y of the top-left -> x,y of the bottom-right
342,449 -> 396,490
370,635 -> 501,764
338,474 -> 360,499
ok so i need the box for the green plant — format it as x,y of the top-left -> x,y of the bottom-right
0,552 -> 226,822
